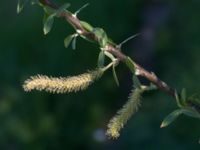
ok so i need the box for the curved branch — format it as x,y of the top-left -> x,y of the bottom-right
39,0 -> 200,113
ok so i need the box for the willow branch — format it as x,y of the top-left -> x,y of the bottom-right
39,0 -> 200,113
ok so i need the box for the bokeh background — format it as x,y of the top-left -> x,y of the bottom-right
0,0 -> 200,149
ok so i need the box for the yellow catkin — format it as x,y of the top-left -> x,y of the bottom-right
106,88 -> 143,139
23,69 -> 103,94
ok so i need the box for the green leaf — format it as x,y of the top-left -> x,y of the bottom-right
108,38 -> 116,46
72,36 -> 77,50
101,32 -> 108,47
56,3 -> 71,16
175,90 -> 182,108
112,65 -> 119,86
43,3 -> 70,35
43,14 -> 55,35
98,51 -> 105,68
64,35 -> 74,49
79,21 -> 94,42
118,33 -> 140,48
188,94 -> 200,105
80,21 -> 94,32
74,3 -> 89,16
92,28 -> 108,47
181,88 -> 187,102
17,0 -> 29,14
132,75 -> 141,88
143,83 -> 157,91
160,109 -> 184,128
104,51 -> 115,61
161,107 -> 200,128
181,108 -> 200,119
43,6 -> 56,15
124,57 -> 135,74
43,12 -> 48,24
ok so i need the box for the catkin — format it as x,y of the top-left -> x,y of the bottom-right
106,88 -> 143,139
23,69 -> 103,94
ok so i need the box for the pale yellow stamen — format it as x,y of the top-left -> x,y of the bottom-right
106,88 -> 143,139
23,69 -> 103,94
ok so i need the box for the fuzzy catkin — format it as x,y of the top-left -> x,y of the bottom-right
23,69 -> 103,93
106,88 -> 143,139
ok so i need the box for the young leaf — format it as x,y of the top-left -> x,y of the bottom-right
98,51 -> 105,68
56,3 -> 71,16
43,6 -> 56,15
124,57 -> 135,74
112,65 -> 119,86
188,94 -> 200,106
43,3 -> 70,35
72,36 -> 77,50
104,51 -> 115,61
175,90 -> 182,108
74,3 -> 89,16
80,21 -> 94,32
17,0 -> 29,14
182,108 -> 200,119
143,83 -> 157,91
176,88 -> 187,107
132,75 -> 141,88
92,28 -> 108,47
43,14 -> 55,35
118,33 -> 140,48
108,38 -> 117,46
160,109 -> 184,128
101,31 -> 108,47
64,34 -> 74,48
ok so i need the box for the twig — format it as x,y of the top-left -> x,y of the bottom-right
39,0 -> 200,113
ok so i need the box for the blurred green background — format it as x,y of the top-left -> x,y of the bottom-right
0,0 -> 200,149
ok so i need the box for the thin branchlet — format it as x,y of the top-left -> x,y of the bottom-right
23,69 -> 103,93
106,88 -> 144,138
37,0 -> 200,114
